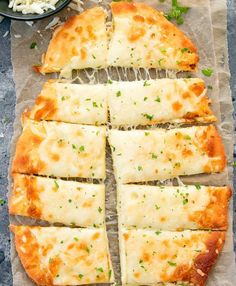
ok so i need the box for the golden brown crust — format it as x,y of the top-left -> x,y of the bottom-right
110,2 -> 199,71
10,225 -> 53,286
197,125 -> 226,173
36,7 -> 107,74
189,187 -> 232,230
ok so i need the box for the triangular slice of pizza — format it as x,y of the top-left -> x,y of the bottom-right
108,2 -> 199,71
11,225 -> 114,286
35,7 -> 108,76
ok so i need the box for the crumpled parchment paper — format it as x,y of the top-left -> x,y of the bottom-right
8,0 -> 236,285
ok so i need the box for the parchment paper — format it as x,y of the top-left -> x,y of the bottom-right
8,0 -> 236,285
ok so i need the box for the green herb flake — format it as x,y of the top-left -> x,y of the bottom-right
155,204 -> 161,210
151,153 -> 158,159
30,42 -> 37,49
107,79 -> 113,84
207,85 -> 213,90
92,54 -> 96,59
0,198 -> 5,206
195,184 -> 201,190
166,0 -> 190,25
61,96 -> 65,101
74,237 -> 79,241
144,97 -> 148,101
78,274 -> 84,279
116,91 -> 122,97
182,198 -> 188,205
95,267 -> 104,273
168,261 -> 177,267
79,145 -> 85,152
108,269 -> 112,279
181,47 -> 190,53
98,206 -> 102,213
145,132 -> 150,136
155,96 -> 161,103
142,113 -> 154,120
184,135 -> 191,140
155,231 -> 161,235
143,80 -> 151,87
54,180 -> 59,190
93,101 -> 98,107
72,144 -> 77,150
138,166 -> 143,171
202,68 -> 213,77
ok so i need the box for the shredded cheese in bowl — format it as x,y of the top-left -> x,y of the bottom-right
8,0 -> 60,14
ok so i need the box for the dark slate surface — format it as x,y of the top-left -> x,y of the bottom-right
0,1 -> 235,285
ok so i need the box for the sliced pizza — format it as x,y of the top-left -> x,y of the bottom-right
11,225 -> 113,286
35,7 -> 108,76
109,125 -> 226,183
108,2 -> 199,71
9,174 -> 105,227
108,79 -> 216,125
120,228 -> 225,286
24,80 -> 108,125
11,120 -> 106,179
118,184 -> 231,230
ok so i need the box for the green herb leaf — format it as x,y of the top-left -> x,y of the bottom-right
54,180 -> 59,190
195,184 -> 201,190
107,79 -> 113,84
78,274 -> 84,279
0,198 -> 5,206
79,145 -> 85,152
168,261 -> 177,266
166,0 -> 189,25
143,80 -> 151,87
202,68 -> 213,77
155,96 -> 161,103
95,267 -> 104,273
142,113 -> 154,120
138,166 -> 143,171
93,102 -> 98,107
116,91 -> 122,97
98,206 -> 102,213
30,42 -> 37,49
155,231 -> 161,235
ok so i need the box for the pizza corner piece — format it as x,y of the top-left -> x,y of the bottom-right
34,6 -> 108,76
109,125 -> 226,183
108,1 -> 199,71
10,225 -> 114,286
119,228 -> 225,286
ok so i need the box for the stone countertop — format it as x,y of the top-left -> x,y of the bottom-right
0,1 -> 236,285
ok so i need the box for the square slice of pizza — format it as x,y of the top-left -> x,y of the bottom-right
11,225 -> 114,286
118,184 -> 231,230
9,174 -> 105,227
109,125 -> 226,183
12,120 -> 106,179
120,228 -> 225,286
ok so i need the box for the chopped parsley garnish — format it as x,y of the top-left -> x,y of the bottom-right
207,85 -> 213,90
79,145 -> 85,152
0,198 -> 5,206
155,231 -> 161,235
151,153 -> 158,159
181,47 -> 190,53
93,101 -> 98,107
107,79 -> 113,84
143,80 -> 151,87
166,0 -> 190,25
155,204 -> 161,210
233,162 -> 236,167
142,113 -> 154,120
78,274 -> 84,279
92,54 -> 96,59
98,206 -> 102,213
116,91 -> 122,97
54,180 -> 59,190
168,261 -> 177,266
145,132 -> 150,136
138,166 -> 143,171
74,237 -> 79,241
202,68 -> 213,77
72,144 -> 77,149
155,96 -> 161,103
68,199 -> 72,203
195,184 -> 201,190
95,267 -> 104,273
184,135 -> 191,140
183,198 -> 188,205
61,96 -> 65,101
108,269 -> 112,279
144,97 -> 148,101
30,42 -> 37,49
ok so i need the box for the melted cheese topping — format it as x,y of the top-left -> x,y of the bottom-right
109,125 -> 226,183
120,229 -> 225,285
118,185 -> 230,230
12,120 -> 106,179
38,7 -> 108,76
108,2 -> 198,71
11,226 -> 113,285
8,0 -> 59,14
26,80 -> 108,125
108,79 -> 215,125
9,174 -> 105,227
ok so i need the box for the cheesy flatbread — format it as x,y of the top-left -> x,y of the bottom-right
11,225 -> 113,286
109,125 -> 226,183
9,174 -> 105,227
108,79 -> 216,125
118,184 -> 231,230
108,2 -> 199,71
120,228 -> 225,286
25,80 -> 108,125
35,7 -> 108,76
12,120 -> 106,179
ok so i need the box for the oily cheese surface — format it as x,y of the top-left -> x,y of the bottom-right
25,80 -> 108,125
109,125 -> 226,183
9,174 -> 105,227
108,79 -> 216,125
120,228 -> 225,286
11,225 -> 113,286
108,2 -> 199,71
36,7 -> 108,75
118,184 -> 231,230
12,120 -> 106,179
